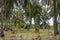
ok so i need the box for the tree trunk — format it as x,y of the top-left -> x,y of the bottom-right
28,18 -> 32,30
34,17 -> 39,32
53,0 -> 59,36
0,6 -> 5,37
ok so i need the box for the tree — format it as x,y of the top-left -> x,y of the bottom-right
53,0 -> 59,36
39,0 -> 51,29
1,0 -> 24,29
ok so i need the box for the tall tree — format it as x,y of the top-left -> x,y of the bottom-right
53,0 -> 59,36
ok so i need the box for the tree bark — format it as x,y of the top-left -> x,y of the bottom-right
53,0 -> 59,36
34,17 -> 39,32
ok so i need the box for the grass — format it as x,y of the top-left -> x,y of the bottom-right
4,29 -> 54,38
0,29 -> 57,40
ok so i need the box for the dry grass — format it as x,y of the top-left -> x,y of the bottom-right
0,29 -> 60,40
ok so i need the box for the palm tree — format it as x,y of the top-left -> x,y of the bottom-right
32,2 -> 42,31
0,0 -> 25,31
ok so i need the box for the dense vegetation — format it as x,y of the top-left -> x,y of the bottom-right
0,0 -> 60,40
